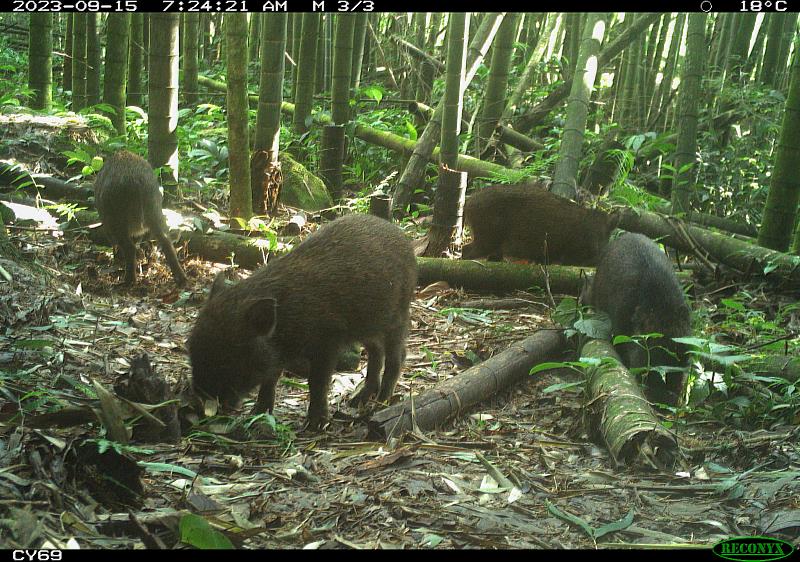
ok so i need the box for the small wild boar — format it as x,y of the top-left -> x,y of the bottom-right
461,183 -> 618,266
188,214 -> 417,430
588,232 -> 692,406
94,150 -> 187,286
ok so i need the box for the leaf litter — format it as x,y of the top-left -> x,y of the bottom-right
0,210 -> 798,550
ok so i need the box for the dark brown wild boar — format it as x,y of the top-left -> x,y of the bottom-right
187,214 -> 417,430
94,150 -> 187,286
461,184 -> 618,266
588,232 -> 692,406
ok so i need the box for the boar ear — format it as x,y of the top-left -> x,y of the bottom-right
209,272 -> 229,299
246,297 -> 278,337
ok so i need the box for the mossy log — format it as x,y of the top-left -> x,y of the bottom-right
581,338 -> 680,468
682,211 -> 756,238
417,256 -> 586,295
619,207 -> 800,287
0,166 -> 94,202
368,330 -> 567,439
184,229 -> 277,268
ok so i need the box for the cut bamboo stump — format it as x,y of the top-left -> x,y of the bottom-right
369,194 -> 392,220
368,329 -> 567,439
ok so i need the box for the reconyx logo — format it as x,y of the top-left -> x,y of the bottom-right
713,536 -> 794,562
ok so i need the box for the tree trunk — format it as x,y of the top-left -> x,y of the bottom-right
773,13 -> 799,90
315,15 -> 327,94
63,13 -> 73,94
28,14 -> 53,111
418,257 -> 587,295
475,13 -> 517,158
671,14 -> 706,214
652,14 -> 685,133
148,13 -> 181,184
319,125 -> 345,197
561,13 -> 580,76
248,13 -> 262,64
291,12 -> 303,95
183,13 -> 200,105
226,13 -> 252,220
293,13 -> 320,134
728,14 -> 757,84
254,14 -> 287,161
331,14 -> 355,125
759,33 -> 800,253
709,14 -> 731,80
423,169 -> 467,257
617,207 -> 800,286
128,13 -> 144,108
743,14 -> 769,79
552,13 -> 606,200
254,16 -> 287,149
439,13 -> 467,170
645,14 -> 671,127
87,13 -> 101,106
102,14 -> 131,136
351,13 -> 368,90
142,13 -> 150,71
72,14 -> 88,111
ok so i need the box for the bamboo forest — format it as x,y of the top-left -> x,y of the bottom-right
0,10 -> 798,550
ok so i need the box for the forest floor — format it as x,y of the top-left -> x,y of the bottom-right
1,207 -> 798,550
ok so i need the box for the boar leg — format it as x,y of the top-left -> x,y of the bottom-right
306,351 -> 338,430
350,341 -> 385,407
377,327 -> 407,402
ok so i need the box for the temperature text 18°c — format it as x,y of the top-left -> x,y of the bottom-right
740,0 -> 789,10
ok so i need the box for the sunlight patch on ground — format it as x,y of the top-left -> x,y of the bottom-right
1,201 -> 60,233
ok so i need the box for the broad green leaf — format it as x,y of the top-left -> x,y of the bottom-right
179,514 -> 235,549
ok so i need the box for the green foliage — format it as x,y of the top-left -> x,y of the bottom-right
354,84 -> 385,104
189,411 -> 295,451
556,296 -> 613,342
122,106 -> 149,146
339,192 -> 371,215
610,181 -> 668,211
685,297 -> 799,429
439,307 -> 495,327
546,501 -> 635,542
89,438 -> 155,456
178,103 -> 230,200
695,82 -> 784,224
346,101 -> 419,190
46,202 -> 88,223
0,361 -> 87,415
0,38 -> 32,107
179,514 -> 235,550
64,149 -> 104,178
715,294 -> 799,350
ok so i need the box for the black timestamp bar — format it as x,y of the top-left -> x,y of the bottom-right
12,0 -> 137,10
9,0 -> 377,9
